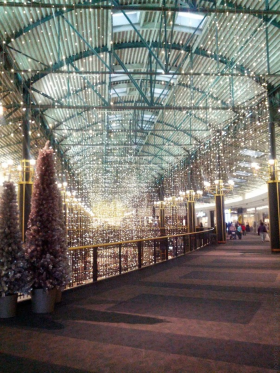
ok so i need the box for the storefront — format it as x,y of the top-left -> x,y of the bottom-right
244,206 -> 269,232
225,209 -> 238,224
196,211 -> 208,227
242,208 -> 256,230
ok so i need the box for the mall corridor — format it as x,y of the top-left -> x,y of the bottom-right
0,233 -> 279,373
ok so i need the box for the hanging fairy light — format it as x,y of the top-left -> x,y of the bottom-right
0,3 -> 277,284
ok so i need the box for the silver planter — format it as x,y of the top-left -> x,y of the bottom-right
0,294 -> 18,318
55,289 -> 62,303
31,288 -> 56,313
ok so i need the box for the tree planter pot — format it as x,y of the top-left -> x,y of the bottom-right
0,294 -> 18,318
31,288 -> 56,313
55,289 -> 62,303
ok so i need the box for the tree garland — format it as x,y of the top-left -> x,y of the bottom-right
0,181 -> 29,296
25,142 -> 71,291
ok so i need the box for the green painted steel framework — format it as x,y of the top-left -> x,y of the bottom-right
0,0 -> 279,189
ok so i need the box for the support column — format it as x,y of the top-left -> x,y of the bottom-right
184,202 -> 188,227
187,201 -> 196,233
268,95 -> 280,253
210,210 -> 215,228
268,179 -> 280,252
215,192 -> 226,244
18,89 -> 33,242
159,185 -> 165,236
152,205 -> 155,220
171,201 -> 178,228
158,185 -> 167,260
159,202 -> 165,236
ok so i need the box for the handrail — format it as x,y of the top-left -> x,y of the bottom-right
63,227 -> 216,289
68,227 -> 214,251
17,227 -> 215,300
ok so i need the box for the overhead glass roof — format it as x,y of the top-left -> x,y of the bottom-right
0,0 -> 279,210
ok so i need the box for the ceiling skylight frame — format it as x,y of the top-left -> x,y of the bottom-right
175,12 -> 205,32
112,11 -> 141,30
240,149 -> 265,158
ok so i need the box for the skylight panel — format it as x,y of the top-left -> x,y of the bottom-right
110,87 -> 127,97
112,11 -> 140,29
234,171 -> 252,177
231,178 -> 246,183
239,162 -> 253,168
111,74 -> 131,83
176,12 -> 205,31
156,73 -> 178,83
154,88 -> 168,98
108,114 -> 122,121
111,122 -> 121,128
240,149 -> 264,158
142,113 -> 155,121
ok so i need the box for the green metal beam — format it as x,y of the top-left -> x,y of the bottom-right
3,104 -> 258,111
1,1 -> 279,62
19,42 -> 263,87
1,3 -> 280,16
147,10 -> 271,163
61,15 -> 111,71
219,0 -> 280,29
70,63 -> 109,105
112,0 -> 166,72
112,51 -> 150,106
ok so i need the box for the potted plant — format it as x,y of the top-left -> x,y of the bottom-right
25,142 -> 70,313
0,181 -> 29,318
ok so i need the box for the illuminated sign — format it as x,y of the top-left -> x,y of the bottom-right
197,211 -> 206,217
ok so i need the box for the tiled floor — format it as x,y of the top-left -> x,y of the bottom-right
0,233 -> 279,372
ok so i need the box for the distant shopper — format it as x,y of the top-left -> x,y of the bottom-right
226,222 -> 230,233
246,223 -> 250,233
228,224 -> 236,240
258,222 -> 267,242
236,224 -> 242,239
241,223 -> 246,235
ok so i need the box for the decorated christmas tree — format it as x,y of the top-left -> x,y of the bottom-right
0,181 -> 29,297
25,142 -> 71,291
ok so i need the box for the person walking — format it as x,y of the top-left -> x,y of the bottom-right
228,223 -> 236,240
236,223 -> 242,240
258,221 -> 267,242
241,223 -> 246,236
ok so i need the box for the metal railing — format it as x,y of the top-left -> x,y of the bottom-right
67,228 -> 214,288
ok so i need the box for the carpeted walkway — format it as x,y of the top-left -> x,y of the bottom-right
1,233 -> 280,372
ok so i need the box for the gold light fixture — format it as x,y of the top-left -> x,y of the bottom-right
1,159 -> 35,183
164,196 -> 182,206
203,180 -> 234,195
251,159 -> 278,181
179,189 -> 203,202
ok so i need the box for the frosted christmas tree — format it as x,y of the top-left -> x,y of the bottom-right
0,181 -> 29,297
25,142 -> 71,291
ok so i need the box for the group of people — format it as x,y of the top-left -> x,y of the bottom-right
226,221 -> 269,242
227,222 -> 248,240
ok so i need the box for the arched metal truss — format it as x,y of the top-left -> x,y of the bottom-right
0,0 -> 279,203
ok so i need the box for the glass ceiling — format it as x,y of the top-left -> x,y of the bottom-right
0,0 -> 279,212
